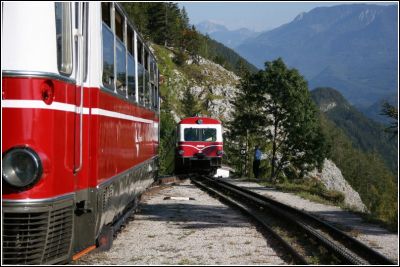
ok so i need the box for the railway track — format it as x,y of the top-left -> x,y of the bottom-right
191,175 -> 395,265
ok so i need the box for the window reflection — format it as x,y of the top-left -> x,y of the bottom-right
184,128 -> 217,142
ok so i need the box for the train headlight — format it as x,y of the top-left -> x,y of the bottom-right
2,148 -> 43,188
217,150 -> 224,156
178,150 -> 185,156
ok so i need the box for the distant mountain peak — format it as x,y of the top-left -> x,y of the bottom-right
320,102 -> 337,112
358,9 -> 377,25
196,21 -> 259,49
196,20 -> 228,34
294,11 -> 306,22
311,87 -> 351,111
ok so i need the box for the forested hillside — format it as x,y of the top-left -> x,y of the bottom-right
121,2 -> 257,76
311,87 -> 397,173
319,113 -> 397,227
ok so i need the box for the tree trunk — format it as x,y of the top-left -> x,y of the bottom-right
270,113 -> 278,182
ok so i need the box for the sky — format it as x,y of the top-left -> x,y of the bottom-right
178,1 -> 397,32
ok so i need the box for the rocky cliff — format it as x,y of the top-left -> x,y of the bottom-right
152,44 -> 240,123
309,159 -> 367,212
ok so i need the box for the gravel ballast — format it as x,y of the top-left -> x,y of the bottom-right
227,178 -> 398,263
76,180 -> 286,265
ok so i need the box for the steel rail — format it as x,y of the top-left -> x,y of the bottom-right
198,176 -> 363,265
193,176 -> 395,265
215,178 -> 396,265
190,177 -> 307,265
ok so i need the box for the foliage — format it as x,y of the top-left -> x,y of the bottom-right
319,113 -> 398,228
381,101 -> 398,137
224,71 -> 262,177
311,87 -> 398,173
121,2 -> 257,77
181,87 -> 202,117
181,26 -> 201,64
228,58 -> 327,181
159,95 -> 176,175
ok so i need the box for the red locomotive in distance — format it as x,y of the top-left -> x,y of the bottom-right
2,2 -> 159,264
175,117 -> 224,174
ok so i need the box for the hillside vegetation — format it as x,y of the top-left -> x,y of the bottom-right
311,87 -> 397,173
319,113 -> 397,228
227,60 -> 397,229
121,2 -> 257,76
121,2 -> 254,174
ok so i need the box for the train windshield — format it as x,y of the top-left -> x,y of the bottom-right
184,128 -> 216,142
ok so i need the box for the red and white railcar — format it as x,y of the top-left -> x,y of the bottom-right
2,2 -> 159,264
175,117 -> 223,174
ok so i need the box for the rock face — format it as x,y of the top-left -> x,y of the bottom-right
153,43 -> 240,124
185,58 -> 240,122
309,159 -> 367,212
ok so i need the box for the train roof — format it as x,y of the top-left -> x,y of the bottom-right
178,117 -> 221,125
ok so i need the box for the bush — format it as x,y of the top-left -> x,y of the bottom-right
173,50 -> 188,66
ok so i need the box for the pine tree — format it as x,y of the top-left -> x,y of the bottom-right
181,87 -> 202,117
381,101 -> 398,137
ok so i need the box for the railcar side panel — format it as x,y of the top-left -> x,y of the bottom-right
2,2 -> 160,264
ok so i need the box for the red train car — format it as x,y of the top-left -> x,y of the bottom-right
175,117 -> 223,174
2,2 -> 159,264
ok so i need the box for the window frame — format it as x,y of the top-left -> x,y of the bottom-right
184,128 -> 217,142
100,3 -> 159,112
55,2 -> 73,77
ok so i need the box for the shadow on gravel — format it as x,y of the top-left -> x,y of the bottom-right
137,203 -> 250,229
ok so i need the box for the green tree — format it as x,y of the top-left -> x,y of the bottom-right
226,72 -> 266,176
381,101 -> 398,137
159,96 -> 176,174
245,58 -> 327,181
181,26 -> 201,64
181,87 -> 202,117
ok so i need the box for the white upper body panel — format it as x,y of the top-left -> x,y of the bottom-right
3,2 -> 58,74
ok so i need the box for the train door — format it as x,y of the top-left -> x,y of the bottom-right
72,2 -> 95,254
73,2 -> 87,176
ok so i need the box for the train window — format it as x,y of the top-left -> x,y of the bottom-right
82,3 -> 88,82
184,128 -> 217,142
116,39 -> 126,96
137,39 -> 143,65
138,64 -> 144,105
149,58 -> 153,82
144,71 -> 151,108
115,9 -> 124,42
102,21 -> 114,90
152,85 -> 159,110
144,49 -> 149,70
153,61 -> 157,82
101,2 -> 111,27
55,3 -> 73,76
127,54 -> 136,100
127,27 -> 133,56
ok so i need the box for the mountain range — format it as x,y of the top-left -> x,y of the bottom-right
196,21 -> 259,49
235,4 -> 397,118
